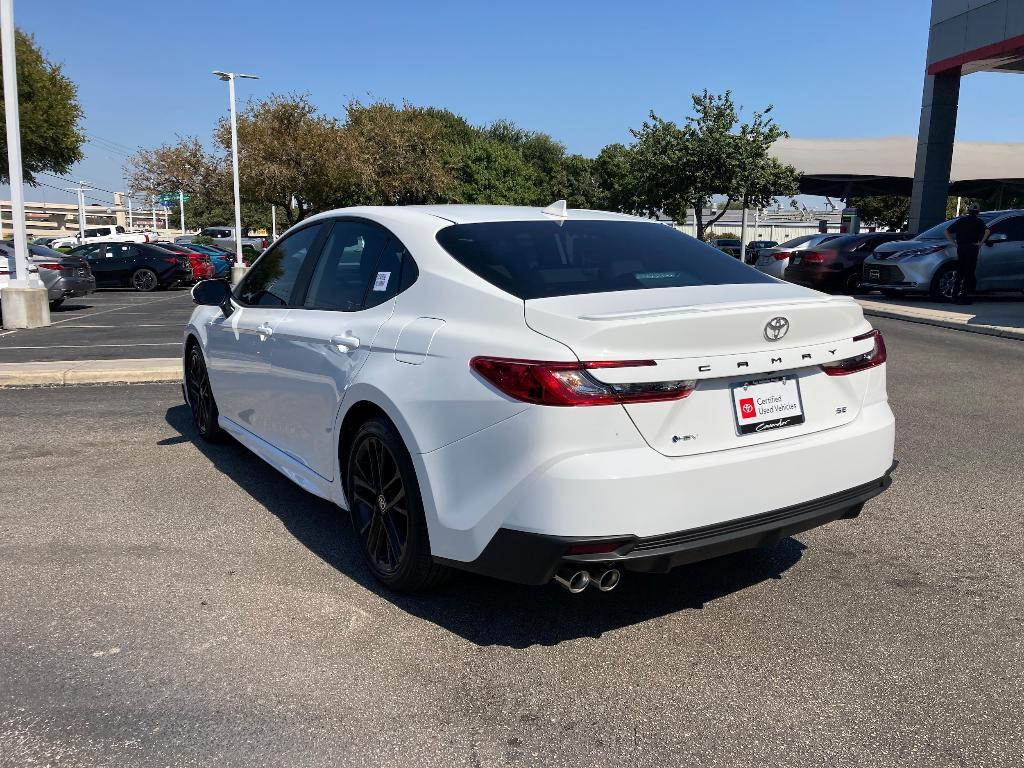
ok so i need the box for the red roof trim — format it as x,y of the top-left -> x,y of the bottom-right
927,33 -> 1024,76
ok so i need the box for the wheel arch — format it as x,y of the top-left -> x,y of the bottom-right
332,383 -> 436,528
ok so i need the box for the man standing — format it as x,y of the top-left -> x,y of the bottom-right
944,203 -> 990,305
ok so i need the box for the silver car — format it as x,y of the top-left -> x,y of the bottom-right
0,248 -> 62,306
0,241 -> 96,308
754,233 -> 842,279
862,209 -> 1024,300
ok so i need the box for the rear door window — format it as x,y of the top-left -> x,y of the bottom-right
303,221 -> 390,311
436,220 -> 774,300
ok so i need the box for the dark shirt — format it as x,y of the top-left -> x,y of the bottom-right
947,214 -> 987,246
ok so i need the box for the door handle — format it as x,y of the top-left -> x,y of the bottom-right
256,323 -> 274,337
330,333 -> 360,351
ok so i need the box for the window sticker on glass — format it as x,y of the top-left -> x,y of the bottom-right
373,271 -> 391,292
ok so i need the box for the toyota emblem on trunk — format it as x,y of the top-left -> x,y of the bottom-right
764,317 -> 790,342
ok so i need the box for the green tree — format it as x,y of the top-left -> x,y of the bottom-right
0,30 -> 84,184
846,196 -> 911,231
618,90 -> 799,239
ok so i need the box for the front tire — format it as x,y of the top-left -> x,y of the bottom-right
346,417 -> 449,592
930,264 -> 959,302
185,344 -> 222,441
49,298 -> 65,309
131,267 -> 159,292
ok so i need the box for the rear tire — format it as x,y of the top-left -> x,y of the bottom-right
930,264 -> 959,302
346,417 -> 450,592
131,267 -> 159,292
843,272 -> 862,294
185,344 -> 222,442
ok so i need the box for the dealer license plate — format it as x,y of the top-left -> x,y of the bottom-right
731,376 -> 805,435
790,254 -> 802,264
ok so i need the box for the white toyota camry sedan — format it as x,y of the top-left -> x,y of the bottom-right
184,203 -> 896,593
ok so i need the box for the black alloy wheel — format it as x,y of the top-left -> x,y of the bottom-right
132,267 -> 159,292
185,344 -> 222,441
346,417 -> 449,591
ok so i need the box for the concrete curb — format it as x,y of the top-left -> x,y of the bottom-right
0,357 -> 182,388
858,300 -> 1024,342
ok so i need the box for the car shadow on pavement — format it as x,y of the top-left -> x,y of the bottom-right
166,404 -> 806,648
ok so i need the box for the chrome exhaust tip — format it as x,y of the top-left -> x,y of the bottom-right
553,568 -> 591,594
593,568 -> 621,592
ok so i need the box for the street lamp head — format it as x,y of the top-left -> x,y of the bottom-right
238,73 -> 260,80
212,70 -> 231,80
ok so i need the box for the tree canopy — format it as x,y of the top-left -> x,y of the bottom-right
127,90 -> 796,235
0,30 -> 84,184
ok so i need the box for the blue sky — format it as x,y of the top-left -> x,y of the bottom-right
11,0 -> 1024,207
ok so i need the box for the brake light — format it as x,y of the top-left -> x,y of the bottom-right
801,251 -> 826,264
37,262 -> 62,270
470,357 -> 696,406
565,540 -> 629,555
162,256 -> 180,265
820,330 -> 886,376
772,251 -> 790,261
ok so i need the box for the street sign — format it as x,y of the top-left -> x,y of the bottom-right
159,192 -> 189,205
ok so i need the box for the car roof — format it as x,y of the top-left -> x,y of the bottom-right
304,204 -> 651,227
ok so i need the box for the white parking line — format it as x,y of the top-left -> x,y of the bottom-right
48,294 -> 186,327
0,342 -> 182,350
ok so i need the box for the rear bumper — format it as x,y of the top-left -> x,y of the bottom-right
785,268 -> 846,291
442,463 -> 897,585
59,275 -> 96,297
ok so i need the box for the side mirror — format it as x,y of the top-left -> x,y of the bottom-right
191,278 -> 233,317
987,233 -> 1008,246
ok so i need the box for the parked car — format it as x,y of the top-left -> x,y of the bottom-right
32,236 -> 59,247
0,247 -> 63,308
783,232 -> 914,294
178,243 -> 232,278
50,225 -> 159,249
176,227 -> 269,255
710,238 -> 742,258
743,240 -> 778,265
68,242 -> 192,291
861,209 -> 1024,300
755,233 -> 842,279
152,243 -> 215,281
0,241 -> 96,308
183,204 -> 895,593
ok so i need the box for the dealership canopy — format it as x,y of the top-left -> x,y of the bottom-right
769,137 -> 1024,200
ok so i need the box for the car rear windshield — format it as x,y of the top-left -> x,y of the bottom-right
435,220 -> 774,300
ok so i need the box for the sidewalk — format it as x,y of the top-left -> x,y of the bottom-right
0,357 -> 181,387
857,296 -> 1024,341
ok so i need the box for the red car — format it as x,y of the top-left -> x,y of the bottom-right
154,243 -> 214,282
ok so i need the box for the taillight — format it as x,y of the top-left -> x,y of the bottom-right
163,256 -> 180,264
37,262 -> 62,270
469,357 -> 696,406
772,251 -> 790,261
821,330 -> 886,376
801,251 -> 825,264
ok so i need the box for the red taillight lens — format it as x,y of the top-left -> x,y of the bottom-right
565,540 -> 630,555
37,262 -> 62,270
163,256 -> 180,264
821,330 -> 887,376
801,251 -> 825,264
772,251 -> 791,261
469,357 -> 696,406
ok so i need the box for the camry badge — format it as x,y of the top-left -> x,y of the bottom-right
764,317 -> 790,342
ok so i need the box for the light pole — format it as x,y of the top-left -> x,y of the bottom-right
213,70 -> 258,285
1,0 -> 49,328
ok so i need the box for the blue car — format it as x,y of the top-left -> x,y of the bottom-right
182,244 -> 233,278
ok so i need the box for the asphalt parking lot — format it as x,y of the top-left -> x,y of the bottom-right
0,289 -> 193,363
2,317 -> 1023,767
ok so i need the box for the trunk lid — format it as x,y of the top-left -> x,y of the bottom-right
524,284 -> 876,457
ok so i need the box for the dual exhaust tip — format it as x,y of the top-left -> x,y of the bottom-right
553,566 -> 621,594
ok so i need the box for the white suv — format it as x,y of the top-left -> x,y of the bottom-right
184,204 -> 896,593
